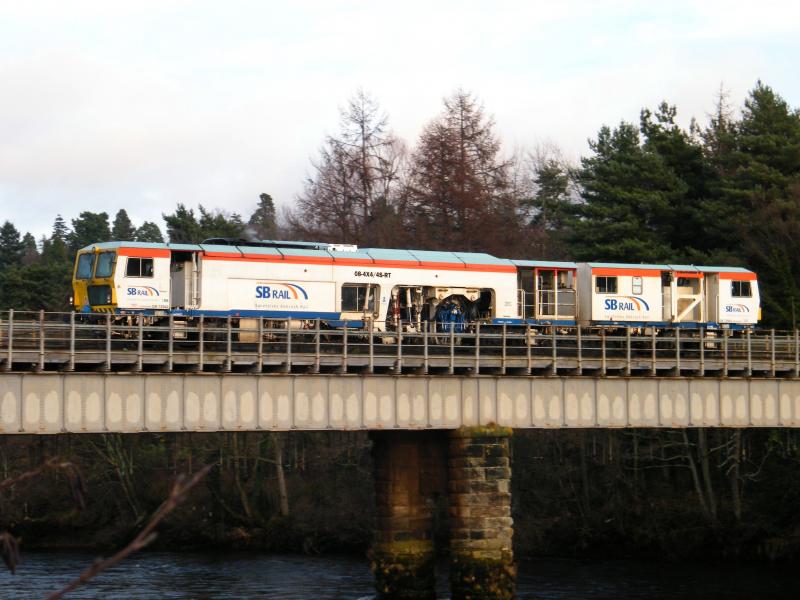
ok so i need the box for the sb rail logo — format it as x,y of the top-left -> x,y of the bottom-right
604,296 -> 650,311
255,283 -> 309,301
127,286 -> 159,297
725,304 -> 750,313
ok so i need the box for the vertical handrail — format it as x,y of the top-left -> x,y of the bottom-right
105,313 -> 111,371
314,317 -> 322,373
723,329 -> 729,377
286,319 -> 293,374
137,314 -> 144,372
167,314 -> 174,372
449,324 -> 455,375
258,318 -> 265,373
675,327 -> 681,375
601,327 -> 607,376
367,319 -> 373,374
576,326 -> 582,375
650,327 -> 657,376
501,323 -> 507,376
699,327 -> 705,376
198,315 -> 205,372
746,329 -> 752,376
38,309 -> 45,372
423,321 -> 429,375
770,329 -> 776,377
339,323 -> 346,373
550,325 -> 557,375
526,323 -> 532,375
68,312 -> 75,372
395,324 -> 402,373
474,321 -> 481,375
225,316 -> 233,373
4,309 -> 13,371
625,327 -> 631,376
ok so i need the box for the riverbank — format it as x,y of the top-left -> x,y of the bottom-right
2,430 -> 800,565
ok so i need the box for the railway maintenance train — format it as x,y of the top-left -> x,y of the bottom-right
71,239 -> 760,332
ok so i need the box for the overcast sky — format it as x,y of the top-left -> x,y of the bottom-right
1,0 -> 798,240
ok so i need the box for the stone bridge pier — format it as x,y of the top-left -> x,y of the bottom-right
370,426 -> 515,599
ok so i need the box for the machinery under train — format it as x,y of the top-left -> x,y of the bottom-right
71,239 -> 760,332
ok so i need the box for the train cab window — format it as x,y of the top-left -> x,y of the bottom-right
732,281 -> 752,297
632,276 -> 643,295
76,253 -> 95,279
94,252 -> 116,278
595,276 -> 617,294
341,284 -> 377,313
125,257 -> 154,278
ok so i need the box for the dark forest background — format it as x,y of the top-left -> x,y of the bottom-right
2,82 -> 800,561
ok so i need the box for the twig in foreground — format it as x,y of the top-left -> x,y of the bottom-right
47,463 -> 213,600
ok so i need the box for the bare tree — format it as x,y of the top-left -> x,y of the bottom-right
405,89 -> 512,253
288,90 -> 406,246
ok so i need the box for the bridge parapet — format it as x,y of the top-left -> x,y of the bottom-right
1,373 -> 798,434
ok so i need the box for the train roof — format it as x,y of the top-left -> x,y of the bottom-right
78,242 -> 756,275
79,241 -> 515,268
510,260 -> 577,269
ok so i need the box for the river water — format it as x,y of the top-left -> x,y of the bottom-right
0,551 -> 797,599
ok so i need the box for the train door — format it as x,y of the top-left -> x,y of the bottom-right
170,251 -> 200,309
517,268 -> 535,319
535,268 -> 576,320
704,274 -> 720,323
669,270 -> 704,323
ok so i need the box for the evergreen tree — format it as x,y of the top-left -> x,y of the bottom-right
249,193 -> 278,240
111,209 -> 137,241
69,212 -> 111,252
198,206 -> 245,240
728,83 -> 800,327
21,232 -> 39,266
568,122 -> 685,262
0,221 -> 24,272
135,221 -> 165,243
640,102 -> 712,259
51,215 -> 70,245
163,204 -> 202,243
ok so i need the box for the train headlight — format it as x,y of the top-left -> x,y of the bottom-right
106,291 -> 112,304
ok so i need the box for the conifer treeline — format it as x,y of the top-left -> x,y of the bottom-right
2,81 -> 799,327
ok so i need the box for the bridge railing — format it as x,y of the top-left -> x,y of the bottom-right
1,309 -> 798,376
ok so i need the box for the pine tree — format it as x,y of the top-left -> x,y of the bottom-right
0,221 -> 24,272
69,212 -> 111,252
248,193 -> 277,240
111,209 -> 137,241
568,122 -> 685,262
21,233 -> 39,266
639,102 -> 712,259
163,204 -> 202,243
135,221 -> 164,243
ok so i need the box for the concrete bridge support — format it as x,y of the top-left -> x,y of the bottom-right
448,426 -> 515,600
370,431 -> 446,599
